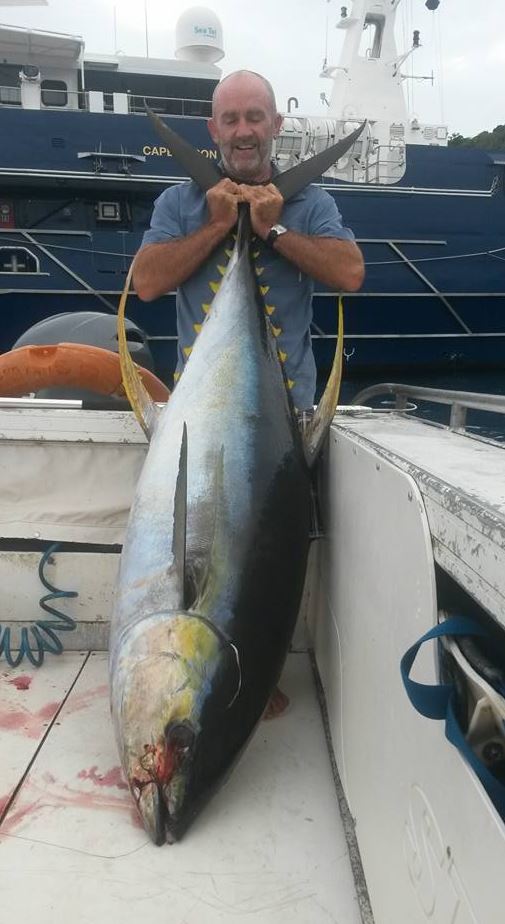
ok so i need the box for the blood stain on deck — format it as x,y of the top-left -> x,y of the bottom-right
78,766 -> 128,790
7,675 -> 32,691
0,777 -> 139,836
0,701 -> 61,738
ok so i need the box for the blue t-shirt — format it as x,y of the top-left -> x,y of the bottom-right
141,178 -> 354,409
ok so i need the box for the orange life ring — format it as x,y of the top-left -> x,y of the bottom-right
0,342 -> 170,402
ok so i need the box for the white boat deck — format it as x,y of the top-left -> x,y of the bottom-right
334,413 -> 505,625
0,650 -> 365,924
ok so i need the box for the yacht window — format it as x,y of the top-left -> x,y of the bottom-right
359,15 -> 385,59
0,86 -> 21,105
41,80 -> 68,107
0,248 -> 39,273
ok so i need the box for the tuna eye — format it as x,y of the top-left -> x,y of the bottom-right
165,721 -> 195,752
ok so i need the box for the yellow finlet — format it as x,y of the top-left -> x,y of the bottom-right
209,281 -> 220,294
252,250 -> 260,259
217,265 -> 226,277
117,261 -> 160,438
259,285 -> 270,296
173,371 -> 181,384
193,323 -> 203,334
271,325 -> 282,338
202,303 -> 211,314
225,249 -> 233,258
278,350 -> 287,363
255,267 -> 265,277
265,304 -> 275,316
183,345 -> 193,358
287,379 -> 295,390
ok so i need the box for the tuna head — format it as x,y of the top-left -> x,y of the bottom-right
111,611 -> 241,844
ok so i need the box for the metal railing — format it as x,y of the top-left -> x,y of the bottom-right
0,84 -> 212,117
352,383 -> 505,432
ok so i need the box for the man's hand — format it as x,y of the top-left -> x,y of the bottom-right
239,184 -> 284,240
206,178 -> 243,234
134,181 -> 243,301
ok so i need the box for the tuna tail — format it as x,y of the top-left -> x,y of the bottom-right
303,297 -> 344,467
117,261 -> 160,438
235,203 -> 253,252
146,107 -> 222,192
146,105 -> 366,203
273,122 -> 366,201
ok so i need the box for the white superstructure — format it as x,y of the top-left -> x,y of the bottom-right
276,0 -> 448,184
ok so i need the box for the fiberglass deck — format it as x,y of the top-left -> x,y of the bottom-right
0,651 -> 363,924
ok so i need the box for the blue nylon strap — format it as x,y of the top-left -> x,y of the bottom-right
401,615 -> 505,820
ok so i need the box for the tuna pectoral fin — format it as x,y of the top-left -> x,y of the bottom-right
118,261 -> 160,438
173,423 -> 188,609
303,297 -> 344,466
192,445 -> 227,611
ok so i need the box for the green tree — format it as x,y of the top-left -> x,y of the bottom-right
448,125 -> 505,150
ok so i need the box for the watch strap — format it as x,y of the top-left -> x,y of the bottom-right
265,224 -> 287,247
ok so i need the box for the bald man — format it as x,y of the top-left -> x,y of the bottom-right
133,69 -> 364,411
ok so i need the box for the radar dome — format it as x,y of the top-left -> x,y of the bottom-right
175,7 -> 224,64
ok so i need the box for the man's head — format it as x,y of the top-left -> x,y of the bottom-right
208,70 -> 283,183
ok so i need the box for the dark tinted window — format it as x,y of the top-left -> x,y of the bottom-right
41,80 -> 68,107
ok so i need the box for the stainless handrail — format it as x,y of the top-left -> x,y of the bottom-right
0,84 -> 212,116
352,383 -> 505,431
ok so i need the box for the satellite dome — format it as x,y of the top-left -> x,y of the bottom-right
175,6 -> 224,64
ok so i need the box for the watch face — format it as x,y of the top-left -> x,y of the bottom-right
266,224 -> 287,246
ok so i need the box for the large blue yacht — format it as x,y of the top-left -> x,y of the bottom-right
0,0 -> 504,384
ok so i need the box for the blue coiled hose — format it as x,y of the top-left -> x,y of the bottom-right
0,543 -> 77,667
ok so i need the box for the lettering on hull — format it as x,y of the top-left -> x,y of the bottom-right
142,145 -> 218,159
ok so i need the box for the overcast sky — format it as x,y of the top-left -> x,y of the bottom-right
1,0 -> 504,137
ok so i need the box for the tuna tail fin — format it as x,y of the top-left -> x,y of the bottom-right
303,297 -> 344,467
146,103 -> 366,204
273,122 -> 366,201
146,106 -> 222,192
118,261 -> 160,438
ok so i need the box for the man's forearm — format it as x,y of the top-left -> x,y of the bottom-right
133,220 -> 230,302
269,233 -> 364,292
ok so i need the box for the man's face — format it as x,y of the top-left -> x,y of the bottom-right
208,75 -> 283,183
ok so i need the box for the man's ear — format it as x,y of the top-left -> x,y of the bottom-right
208,118 -> 218,143
273,113 -> 283,138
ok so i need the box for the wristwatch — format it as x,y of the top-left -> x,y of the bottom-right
265,224 -> 288,247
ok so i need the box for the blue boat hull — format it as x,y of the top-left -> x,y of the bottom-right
0,109 -> 504,381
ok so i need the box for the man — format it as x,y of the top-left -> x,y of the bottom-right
133,70 -> 364,718
133,69 -> 364,412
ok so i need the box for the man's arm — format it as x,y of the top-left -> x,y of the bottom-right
133,179 -> 242,302
239,184 -> 365,292
267,233 -> 364,292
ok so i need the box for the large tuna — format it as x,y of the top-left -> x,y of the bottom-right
109,116 -> 364,844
